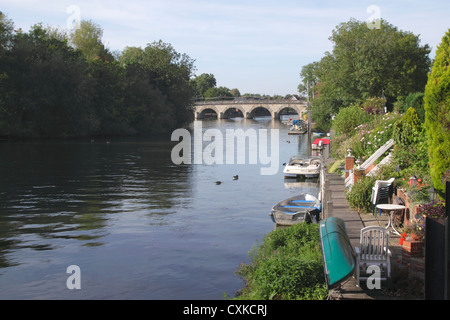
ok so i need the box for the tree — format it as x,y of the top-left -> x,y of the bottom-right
1,24 -> 93,137
70,20 -> 113,62
0,12 -> 14,133
298,61 -> 319,99
192,73 -> 216,97
424,29 -> 450,193
0,12 -> 13,55
230,88 -> 241,97
121,41 -> 196,128
204,86 -> 232,99
119,46 -> 145,66
308,19 -> 431,130
0,14 -> 197,138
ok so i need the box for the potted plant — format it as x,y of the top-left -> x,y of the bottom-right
403,217 -> 425,241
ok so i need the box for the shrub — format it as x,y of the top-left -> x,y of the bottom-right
332,104 -> 370,136
393,107 -> 422,146
351,113 -> 400,160
424,29 -> 450,193
404,92 -> 425,122
235,223 -> 328,300
346,175 -> 377,213
361,96 -> 386,114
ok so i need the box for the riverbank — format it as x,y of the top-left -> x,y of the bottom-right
323,156 -> 424,300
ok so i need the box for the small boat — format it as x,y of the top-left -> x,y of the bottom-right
319,217 -> 356,289
312,138 -> 330,150
283,156 -> 321,178
269,193 -> 322,226
288,120 -> 307,135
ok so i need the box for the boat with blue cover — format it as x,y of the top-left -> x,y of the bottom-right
319,217 -> 356,289
269,193 -> 321,226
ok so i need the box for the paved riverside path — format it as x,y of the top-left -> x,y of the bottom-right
324,172 -> 365,248
322,171 -> 375,299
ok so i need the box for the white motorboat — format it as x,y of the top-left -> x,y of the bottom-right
283,156 -> 321,178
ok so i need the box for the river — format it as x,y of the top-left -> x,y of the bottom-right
0,117 -> 319,299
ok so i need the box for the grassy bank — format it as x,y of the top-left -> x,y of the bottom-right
234,223 -> 328,300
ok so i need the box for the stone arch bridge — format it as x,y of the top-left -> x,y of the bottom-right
194,99 -> 307,120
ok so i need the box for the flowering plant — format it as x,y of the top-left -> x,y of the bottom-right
353,113 -> 400,159
402,216 -> 425,240
417,200 -> 446,219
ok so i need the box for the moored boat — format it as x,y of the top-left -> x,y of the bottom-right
288,120 -> 307,135
312,138 -> 330,150
269,193 -> 322,226
283,156 -> 321,178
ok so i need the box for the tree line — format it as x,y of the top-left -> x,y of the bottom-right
301,18 -> 449,193
0,14 -> 196,138
190,72 -> 295,101
298,18 -> 432,131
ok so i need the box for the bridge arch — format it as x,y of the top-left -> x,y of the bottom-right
196,105 -> 221,119
194,99 -> 307,120
222,107 -> 245,119
278,106 -> 304,119
247,105 -> 274,119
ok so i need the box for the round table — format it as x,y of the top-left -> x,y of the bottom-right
376,204 -> 406,235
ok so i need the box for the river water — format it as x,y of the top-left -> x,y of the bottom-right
0,117 -> 319,299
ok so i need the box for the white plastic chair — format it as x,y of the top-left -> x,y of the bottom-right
355,226 -> 391,287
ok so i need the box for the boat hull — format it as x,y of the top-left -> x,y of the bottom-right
319,217 -> 356,289
270,194 -> 321,226
282,157 -> 321,178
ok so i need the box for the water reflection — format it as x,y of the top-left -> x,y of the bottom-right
0,140 -> 193,268
0,118 -> 319,299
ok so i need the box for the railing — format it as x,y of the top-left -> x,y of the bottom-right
345,171 -> 354,188
366,153 -> 392,177
360,139 -> 394,171
194,98 -> 306,105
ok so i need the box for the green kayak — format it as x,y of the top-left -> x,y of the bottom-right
319,217 -> 356,289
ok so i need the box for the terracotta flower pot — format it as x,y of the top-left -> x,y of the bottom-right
411,233 -> 423,241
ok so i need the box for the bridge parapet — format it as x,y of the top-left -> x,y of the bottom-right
194,99 -> 306,105
194,99 -> 308,120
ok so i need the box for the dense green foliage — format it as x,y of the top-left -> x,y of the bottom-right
332,104 -> 371,136
0,14 -> 196,138
332,103 -> 432,210
301,19 -> 431,130
190,73 -> 216,97
235,223 -> 328,300
331,100 -> 401,161
346,175 -> 378,213
424,29 -> 450,193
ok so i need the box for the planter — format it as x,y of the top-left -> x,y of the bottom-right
402,239 -> 424,257
411,233 -> 423,241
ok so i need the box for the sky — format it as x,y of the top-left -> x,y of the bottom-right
2,0 -> 449,96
